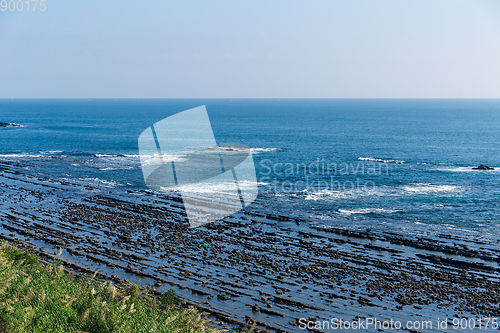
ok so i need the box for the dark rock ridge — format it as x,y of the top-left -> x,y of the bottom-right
472,164 -> 494,170
0,122 -> 21,127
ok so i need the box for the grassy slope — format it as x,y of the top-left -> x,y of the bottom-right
0,241 -> 222,333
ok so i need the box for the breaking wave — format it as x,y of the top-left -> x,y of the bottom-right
358,157 -> 405,164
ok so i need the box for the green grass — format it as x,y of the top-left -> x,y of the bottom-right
0,241 -> 222,333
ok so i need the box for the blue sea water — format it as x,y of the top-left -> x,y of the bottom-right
1,98 -> 500,239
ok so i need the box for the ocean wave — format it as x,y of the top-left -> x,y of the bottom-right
98,166 -> 137,171
358,157 -> 405,164
0,152 -> 144,172
78,177 -> 124,187
300,182 -> 463,203
303,188 -> 384,201
174,179 -> 261,194
89,154 -> 142,171
0,152 -> 109,158
416,162 -> 450,166
251,148 -> 281,153
403,183 -> 462,194
138,154 -> 188,165
98,167 -> 130,171
0,153 -> 43,158
338,208 -> 399,215
40,150 -> 64,155
94,153 -> 141,158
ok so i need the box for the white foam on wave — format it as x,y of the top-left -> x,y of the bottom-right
358,157 -> 405,164
303,187 -> 384,201
95,153 -> 141,158
304,189 -> 348,201
98,166 -> 136,171
0,153 -> 43,158
174,179 -> 262,195
79,177 -> 124,187
251,148 -> 281,153
441,223 -> 479,233
138,153 -> 188,165
40,150 -> 64,154
417,203 -> 447,210
92,154 -> 143,171
403,183 -> 462,194
338,208 -> 399,215
300,182 -> 463,203
119,149 -> 280,156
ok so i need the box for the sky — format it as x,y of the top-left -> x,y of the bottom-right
0,0 -> 500,98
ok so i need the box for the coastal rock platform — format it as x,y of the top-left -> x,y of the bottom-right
1,159 -> 500,332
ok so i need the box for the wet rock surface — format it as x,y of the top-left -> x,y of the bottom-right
0,122 -> 21,127
1,159 -> 500,332
472,164 -> 495,170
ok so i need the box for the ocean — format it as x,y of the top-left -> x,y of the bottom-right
2,98 -> 500,240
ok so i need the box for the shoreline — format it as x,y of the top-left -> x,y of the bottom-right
1,160 -> 500,332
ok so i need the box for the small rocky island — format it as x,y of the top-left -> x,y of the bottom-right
472,164 -> 495,170
0,122 -> 21,127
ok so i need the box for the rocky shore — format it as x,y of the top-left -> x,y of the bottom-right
1,158 -> 500,332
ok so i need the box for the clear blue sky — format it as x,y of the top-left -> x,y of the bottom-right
1,0 -> 499,98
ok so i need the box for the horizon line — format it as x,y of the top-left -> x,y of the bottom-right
2,97 -> 500,100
